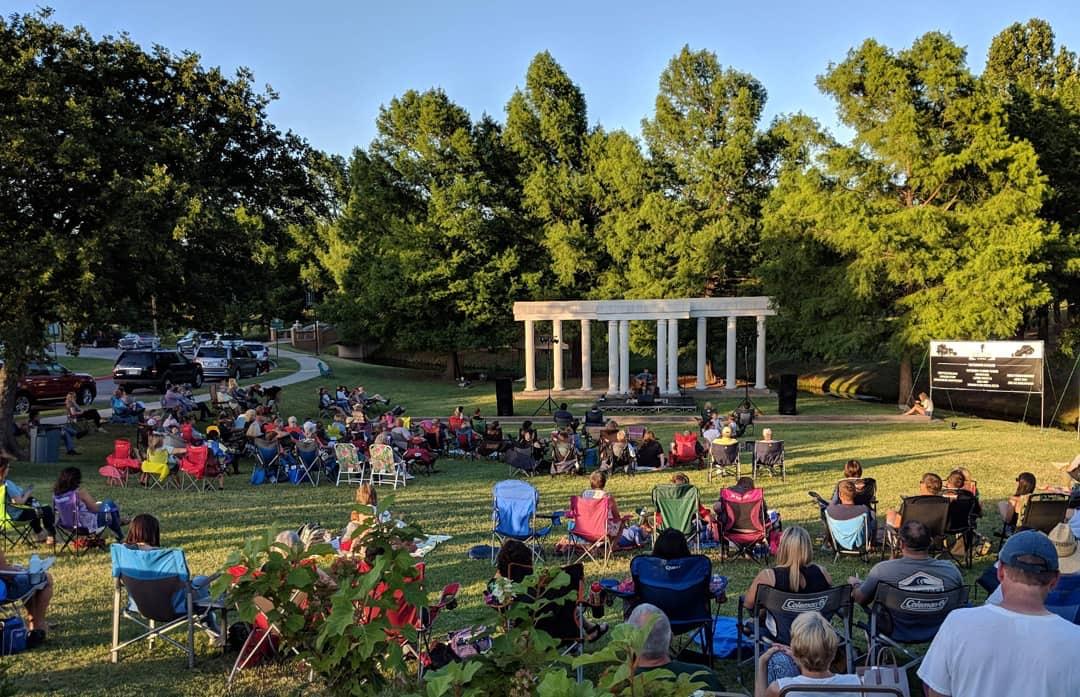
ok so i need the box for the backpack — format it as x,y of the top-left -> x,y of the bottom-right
250,467 -> 266,486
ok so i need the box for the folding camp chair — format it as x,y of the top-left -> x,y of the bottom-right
881,495 -> 949,559
717,486 -> 772,562
334,442 -> 366,486
103,439 -> 142,487
253,438 -> 282,484
940,491 -> 979,568
707,442 -> 740,481
110,543 -> 222,668
737,584 -> 855,683
550,440 -> 580,476
752,440 -> 785,481
509,562 -> 592,682
368,443 -> 406,489
0,485 -> 36,550
491,480 -> 553,561
999,493 -> 1070,544
825,511 -> 872,562
566,495 -> 613,567
630,555 -> 717,667
777,687 -> 904,697
506,443 -> 540,478
0,563 -> 50,639
294,439 -> 323,486
670,433 -> 702,468
179,445 -> 212,492
52,490 -> 107,555
597,440 -> 635,476
651,483 -> 702,552
863,582 -> 969,671
141,448 -> 172,490
625,425 -> 646,445
736,408 -> 754,436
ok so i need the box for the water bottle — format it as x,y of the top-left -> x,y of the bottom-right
709,574 -> 728,596
590,582 -> 604,618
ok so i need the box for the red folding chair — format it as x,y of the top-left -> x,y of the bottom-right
669,433 -> 702,468
179,445 -> 211,491
566,495 -> 614,567
103,439 -> 142,487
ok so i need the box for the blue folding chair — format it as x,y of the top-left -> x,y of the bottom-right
629,554 -> 717,666
110,544 -> 222,668
1045,574 -> 1080,623
491,480 -> 553,562
825,511 -> 872,562
253,438 -> 281,484
293,439 -> 322,486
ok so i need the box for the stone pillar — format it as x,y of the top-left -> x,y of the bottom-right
667,318 -> 679,394
619,319 -> 630,394
696,317 -> 707,390
580,319 -> 592,391
755,315 -> 767,389
607,320 -> 619,395
524,319 -> 536,392
726,316 -> 737,390
656,319 -> 667,396
551,319 -> 564,391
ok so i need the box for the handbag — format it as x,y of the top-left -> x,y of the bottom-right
857,649 -> 911,697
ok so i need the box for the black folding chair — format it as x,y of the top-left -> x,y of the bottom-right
998,493 -> 1070,546
707,442 -> 740,481
941,491 -> 979,568
881,495 -> 949,559
778,687 -> 903,697
738,584 -> 855,685
752,440 -> 785,481
862,583 -> 969,671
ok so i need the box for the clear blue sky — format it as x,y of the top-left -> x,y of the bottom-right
9,1 -> 1079,157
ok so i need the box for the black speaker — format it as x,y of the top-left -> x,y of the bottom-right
637,392 -> 655,406
778,373 -> 798,415
495,378 -> 514,417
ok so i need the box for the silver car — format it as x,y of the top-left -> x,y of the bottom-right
243,342 -> 271,371
117,332 -> 160,350
194,344 -> 260,379
215,333 -> 245,349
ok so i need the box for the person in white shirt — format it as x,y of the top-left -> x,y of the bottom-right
918,530 -> 1080,697
903,391 -> 934,418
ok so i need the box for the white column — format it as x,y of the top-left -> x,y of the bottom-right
656,319 -> 667,395
619,319 -> 630,394
524,319 -> 536,392
755,316 -> 767,389
726,316 -> 737,390
667,318 -> 678,394
551,319 -> 564,392
696,317 -> 707,390
580,320 -> 592,391
607,320 -> 619,395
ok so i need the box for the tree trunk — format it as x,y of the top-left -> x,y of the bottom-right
897,352 -> 913,407
0,356 -> 28,459
444,351 -> 460,380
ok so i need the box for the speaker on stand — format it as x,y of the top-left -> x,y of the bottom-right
778,373 -> 798,415
495,378 -> 514,416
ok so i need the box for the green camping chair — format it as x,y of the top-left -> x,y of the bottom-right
651,483 -> 702,552
0,484 -> 37,550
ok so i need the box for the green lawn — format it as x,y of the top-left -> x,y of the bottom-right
54,356 -> 116,377
6,358 -> 1080,696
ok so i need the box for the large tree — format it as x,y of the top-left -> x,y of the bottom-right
314,90 -> 540,376
0,11 -> 324,453
984,18 -> 1080,328
760,32 -> 1056,402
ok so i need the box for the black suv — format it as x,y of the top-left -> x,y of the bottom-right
113,349 -> 204,393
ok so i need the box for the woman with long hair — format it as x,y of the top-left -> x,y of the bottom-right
65,391 -> 104,431
52,467 -> 126,541
744,526 -> 832,608
998,472 -> 1037,530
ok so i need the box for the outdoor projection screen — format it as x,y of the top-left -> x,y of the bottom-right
929,340 -> 1045,426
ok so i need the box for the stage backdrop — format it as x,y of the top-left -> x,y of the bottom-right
929,340 -> 1044,394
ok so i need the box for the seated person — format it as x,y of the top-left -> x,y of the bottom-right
885,472 -> 943,529
998,472 -> 1037,534
723,413 -> 742,438
848,521 -> 963,605
759,427 -> 776,443
389,417 -> 412,451
903,391 -> 934,418
53,466 -> 127,542
984,522 -> 1080,606
635,430 -> 667,469
652,528 -> 691,560
479,420 -> 506,456
628,603 -> 725,691
0,456 -> 56,545
700,418 -> 721,444
669,429 -> 705,461
580,471 -> 634,543
755,611 -> 861,696
552,403 -> 578,431
448,406 -> 468,433
283,416 -> 304,436
333,385 -> 351,412
341,484 -> 414,555
825,480 -> 876,543
110,387 -> 144,422
657,473 -> 712,535
712,476 -> 774,541
744,526 -> 832,609
944,469 -> 982,518
711,425 -> 738,446
830,459 -> 870,503
0,548 -> 53,648
584,404 -> 604,426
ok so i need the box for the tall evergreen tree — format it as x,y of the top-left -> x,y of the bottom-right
761,33 -> 1056,402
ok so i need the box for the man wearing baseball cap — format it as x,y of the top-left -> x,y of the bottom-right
919,530 -> 1080,696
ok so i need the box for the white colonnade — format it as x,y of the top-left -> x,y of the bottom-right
514,297 -> 776,394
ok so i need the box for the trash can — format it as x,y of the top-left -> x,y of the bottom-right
33,425 -> 61,463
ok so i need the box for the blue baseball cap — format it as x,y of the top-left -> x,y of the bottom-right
999,530 -> 1059,573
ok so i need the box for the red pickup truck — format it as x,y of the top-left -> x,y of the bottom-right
10,361 -> 97,414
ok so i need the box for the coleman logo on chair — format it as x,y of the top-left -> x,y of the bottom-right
900,597 -> 947,612
781,596 -> 828,612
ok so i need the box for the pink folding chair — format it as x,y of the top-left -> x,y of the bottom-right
566,496 -> 613,567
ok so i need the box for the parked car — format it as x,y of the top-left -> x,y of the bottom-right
243,343 -> 271,373
76,327 -> 122,348
177,331 -> 217,355
194,345 -> 260,380
113,349 -> 203,393
117,332 -> 161,350
6,360 -> 97,415
215,333 -> 245,349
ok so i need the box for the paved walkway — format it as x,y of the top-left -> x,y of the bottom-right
41,348 -> 322,426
